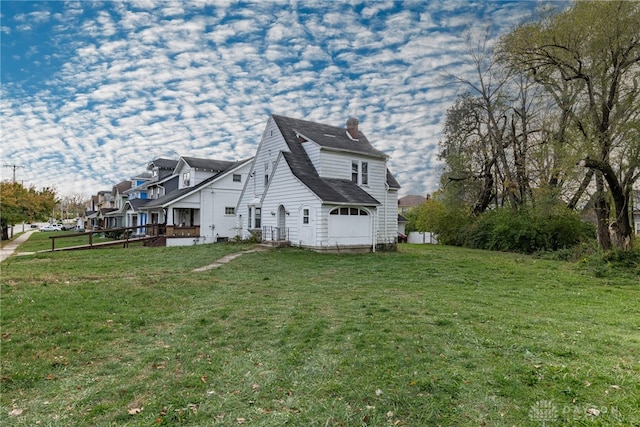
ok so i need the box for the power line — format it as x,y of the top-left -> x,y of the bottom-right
3,164 -> 26,183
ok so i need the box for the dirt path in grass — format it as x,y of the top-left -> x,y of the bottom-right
192,245 -> 271,272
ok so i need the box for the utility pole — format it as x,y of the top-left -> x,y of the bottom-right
3,164 -> 26,183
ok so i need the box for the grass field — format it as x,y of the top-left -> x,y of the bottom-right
15,230 -> 138,253
1,240 -> 638,426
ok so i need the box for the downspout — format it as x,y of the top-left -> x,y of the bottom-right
385,182 -> 389,244
384,159 -> 389,245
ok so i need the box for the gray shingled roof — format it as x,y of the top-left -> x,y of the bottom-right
281,152 -> 380,205
125,198 -> 149,212
148,158 -> 178,170
272,115 -> 399,204
144,158 -> 252,208
182,157 -> 236,172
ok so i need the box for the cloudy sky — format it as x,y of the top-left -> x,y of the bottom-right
1,0 -> 564,198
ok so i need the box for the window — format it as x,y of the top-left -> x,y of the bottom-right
225,207 -> 235,215
233,174 -> 241,182
351,160 -> 368,185
330,207 -> 369,216
303,208 -> 309,224
264,174 -> 269,186
361,162 -> 368,185
255,208 -> 261,228
183,171 -> 190,186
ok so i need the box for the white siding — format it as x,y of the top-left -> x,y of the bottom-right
162,161 -> 251,244
261,154 -> 321,246
319,150 -> 351,180
236,117 -> 289,239
318,150 -> 397,244
301,141 -> 321,173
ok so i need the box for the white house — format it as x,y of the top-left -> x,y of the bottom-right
236,115 -> 400,252
142,156 -> 253,246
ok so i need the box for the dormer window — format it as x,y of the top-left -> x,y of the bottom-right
183,171 -> 190,186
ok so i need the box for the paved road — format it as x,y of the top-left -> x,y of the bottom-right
0,230 -> 36,263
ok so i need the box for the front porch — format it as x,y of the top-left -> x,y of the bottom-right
261,226 -> 290,247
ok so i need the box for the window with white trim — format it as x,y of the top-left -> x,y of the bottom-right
225,207 -> 235,215
330,207 -> 369,216
233,174 -> 241,182
255,208 -> 261,228
303,208 -> 309,224
351,160 -> 368,185
361,161 -> 368,185
183,171 -> 190,186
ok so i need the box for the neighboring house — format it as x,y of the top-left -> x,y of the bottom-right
398,194 -> 427,215
141,156 -> 253,246
104,180 -> 132,228
140,158 -> 179,225
86,190 -> 115,229
122,171 -> 152,231
236,115 -> 400,252
143,158 -> 179,201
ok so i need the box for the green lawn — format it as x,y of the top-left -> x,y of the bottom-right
16,230 -> 136,253
1,242 -> 638,426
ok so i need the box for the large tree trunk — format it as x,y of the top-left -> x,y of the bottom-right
582,158 -> 634,250
593,174 -> 612,250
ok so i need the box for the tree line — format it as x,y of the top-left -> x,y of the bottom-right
418,1 -> 638,252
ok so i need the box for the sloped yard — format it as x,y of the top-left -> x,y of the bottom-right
1,243 -> 638,426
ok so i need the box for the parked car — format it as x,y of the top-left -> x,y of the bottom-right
40,224 -> 62,232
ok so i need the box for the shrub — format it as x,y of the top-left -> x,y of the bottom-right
467,208 -> 594,254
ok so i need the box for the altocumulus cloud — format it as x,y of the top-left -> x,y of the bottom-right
0,0 -> 559,197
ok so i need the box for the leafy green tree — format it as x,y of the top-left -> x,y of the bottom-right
0,181 -> 57,240
501,0 -> 640,250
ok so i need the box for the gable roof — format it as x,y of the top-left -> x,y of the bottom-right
277,115 -> 387,159
180,157 -> 237,172
112,180 -> 132,195
148,158 -> 178,170
144,158 -> 252,209
124,198 -> 149,212
271,114 -> 399,204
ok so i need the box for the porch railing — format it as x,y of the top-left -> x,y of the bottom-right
262,226 -> 289,242
165,225 -> 200,237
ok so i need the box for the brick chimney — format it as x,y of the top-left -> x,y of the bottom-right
346,117 -> 359,140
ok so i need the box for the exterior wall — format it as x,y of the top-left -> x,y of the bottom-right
260,156 -> 321,246
301,141 -> 321,173
163,161 -> 251,245
236,116 -> 398,247
175,163 -> 216,189
319,150 -> 397,243
236,117 -> 290,238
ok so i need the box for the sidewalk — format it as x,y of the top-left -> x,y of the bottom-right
0,230 -> 36,263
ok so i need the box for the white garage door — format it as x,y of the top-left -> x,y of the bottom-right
328,207 -> 371,245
